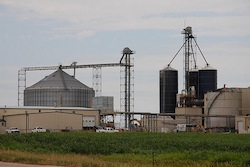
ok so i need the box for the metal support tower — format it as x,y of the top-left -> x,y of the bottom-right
18,69 -> 26,106
120,47 -> 134,129
168,26 -> 209,97
92,67 -> 102,97
182,26 -> 194,92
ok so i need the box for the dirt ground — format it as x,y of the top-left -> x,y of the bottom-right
0,161 -> 61,167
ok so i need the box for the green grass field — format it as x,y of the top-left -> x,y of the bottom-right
0,132 -> 249,166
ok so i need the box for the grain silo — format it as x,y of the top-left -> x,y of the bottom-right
189,69 -> 199,98
159,66 -> 178,113
198,65 -> 217,99
24,67 -> 95,107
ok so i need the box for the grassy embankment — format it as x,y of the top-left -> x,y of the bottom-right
0,132 -> 249,167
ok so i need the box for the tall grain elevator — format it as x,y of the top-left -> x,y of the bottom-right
160,26 -> 217,114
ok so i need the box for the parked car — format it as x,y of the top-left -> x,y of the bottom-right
93,126 -> 104,131
6,127 -> 20,134
31,126 -> 47,133
96,127 -> 119,133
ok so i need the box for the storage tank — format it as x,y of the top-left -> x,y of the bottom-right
24,67 -> 95,107
92,96 -> 114,111
159,66 -> 178,113
198,65 -> 217,99
204,88 -> 242,132
189,69 -> 199,98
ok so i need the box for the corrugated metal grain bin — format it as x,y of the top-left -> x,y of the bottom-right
24,67 -> 95,108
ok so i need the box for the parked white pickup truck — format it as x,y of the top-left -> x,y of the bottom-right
31,126 -> 47,133
6,127 -> 20,134
96,127 -> 119,133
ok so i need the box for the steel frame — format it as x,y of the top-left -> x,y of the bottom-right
18,62 -> 132,106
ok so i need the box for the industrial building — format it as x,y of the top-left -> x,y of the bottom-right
235,115 -> 250,134
0,66 -> 100,134
142,87 -> 250,133
0,106 -> 100,133
204,87 -> 250,132
0,47 -> 136,133
1,28 -> 249,134
157,26 -> 250,133
15,47 -> 134,130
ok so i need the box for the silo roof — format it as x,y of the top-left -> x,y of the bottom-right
200,65 -> 216,70
161,66 -> 177,71
26,67 -> 92,90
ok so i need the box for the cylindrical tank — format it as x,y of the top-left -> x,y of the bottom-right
24,68 -> 95,108
205,89 -> 242,131
198,66 -> 217,99
189,69 -> 199,98
159,66 -> 178,113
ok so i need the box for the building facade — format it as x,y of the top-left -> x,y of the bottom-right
0,106 -> 100,133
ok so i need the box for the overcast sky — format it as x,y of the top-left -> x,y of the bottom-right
0,0 -> 249,113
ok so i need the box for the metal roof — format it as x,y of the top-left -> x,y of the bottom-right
26,67 -> 92,90
200,64 -> 216,70
161,66 -> 177,71
0,106 -> 98,111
